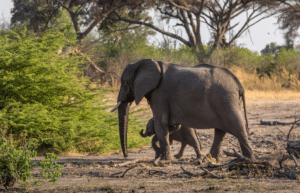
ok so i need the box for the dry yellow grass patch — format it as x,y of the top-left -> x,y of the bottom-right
245,90 -> 300,101
230,65 -> 300,91
229,65 -> 300,101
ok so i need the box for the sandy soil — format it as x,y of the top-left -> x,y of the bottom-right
2,95 -> 300,193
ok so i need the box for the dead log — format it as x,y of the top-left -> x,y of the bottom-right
260,119 -> 300,126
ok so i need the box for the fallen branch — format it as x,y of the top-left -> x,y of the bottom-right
110,171 -> 122,177
121,166 -> 137,178
260,119 -> 300,126
148,170 -> 168,175
180,166 -> 195,176
207,162 -> 227,168
199,166 -> 224,179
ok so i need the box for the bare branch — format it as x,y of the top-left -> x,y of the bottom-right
113,11 -> 193,47
90,25 -> 141,44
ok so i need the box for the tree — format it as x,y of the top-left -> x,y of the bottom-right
94,7 -> 156,47
11,0 -> 62,36
54,0 -> 154,42
261,42 -> 286,55
114,0 -> 279,62
276,0 -> 300,47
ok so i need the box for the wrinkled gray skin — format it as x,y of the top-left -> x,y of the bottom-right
140,118 -> 202,159
114,59 -> 253,161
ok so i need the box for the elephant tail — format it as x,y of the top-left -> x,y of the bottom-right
240,90 -> 249,135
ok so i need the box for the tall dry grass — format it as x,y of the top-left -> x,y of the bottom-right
230,65 -> 300,100
230,65 -> 300,91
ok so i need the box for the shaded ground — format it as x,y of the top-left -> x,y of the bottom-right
2,97 -> 300,192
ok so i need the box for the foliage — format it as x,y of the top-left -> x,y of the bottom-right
0,27 -> 150,155
209,46 -> 263,71
11,0 -> 72,35
274,47 -> 300,74
0,133 -> 62,189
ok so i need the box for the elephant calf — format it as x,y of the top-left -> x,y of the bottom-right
140,118 -> 202,159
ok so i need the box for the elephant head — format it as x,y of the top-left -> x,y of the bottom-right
111,59 -> 161,157
140,118 -> 156,138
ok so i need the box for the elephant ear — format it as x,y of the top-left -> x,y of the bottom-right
134,59 -> 161,105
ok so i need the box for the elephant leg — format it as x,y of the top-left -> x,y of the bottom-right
154,119 -> 171,160
174,143 -> 187,159
188,129 -> 202,159
209,128 -> 226,162
232,128 -> 254,160
151,135 -> 161,159
221,110 -> 254,160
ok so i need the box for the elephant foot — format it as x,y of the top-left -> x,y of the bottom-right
174,153 -> 183,159
152,158 -> 172,166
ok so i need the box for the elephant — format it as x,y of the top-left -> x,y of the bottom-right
140,118 -> 202,159
111,59 -> 253,161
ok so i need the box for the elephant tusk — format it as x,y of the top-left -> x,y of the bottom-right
110,101 -> 122,112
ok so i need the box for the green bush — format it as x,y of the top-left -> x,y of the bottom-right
274,47 -> 300,74
0,136 -> 62,189
0,27 -> 150,154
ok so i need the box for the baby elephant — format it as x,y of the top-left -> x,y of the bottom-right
140,118 -> 202,159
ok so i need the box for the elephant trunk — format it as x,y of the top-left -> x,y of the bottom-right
139,129 -> 149,138
118,101 -> 131,158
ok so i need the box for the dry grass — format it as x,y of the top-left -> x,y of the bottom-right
245,90 -> 300,101
230,65 -> 300,99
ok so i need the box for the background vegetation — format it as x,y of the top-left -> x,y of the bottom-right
1,0 -> 300,158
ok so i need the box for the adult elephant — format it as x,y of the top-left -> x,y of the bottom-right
111,59 -> 253,161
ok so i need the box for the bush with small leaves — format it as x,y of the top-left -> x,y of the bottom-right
0,137 -> 62,189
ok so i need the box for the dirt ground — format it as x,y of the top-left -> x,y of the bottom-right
2,94 -> 300,193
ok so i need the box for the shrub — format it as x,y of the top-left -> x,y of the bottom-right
0,27 -> 150,154
0,136 -> 62,189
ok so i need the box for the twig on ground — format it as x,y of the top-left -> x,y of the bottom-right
207,162 -> 227,168
110,171 -> 122,177
121,165 -> 137,178
199,166 -> 224,179
148,170 -> 168,175
180,166 -> 195,176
